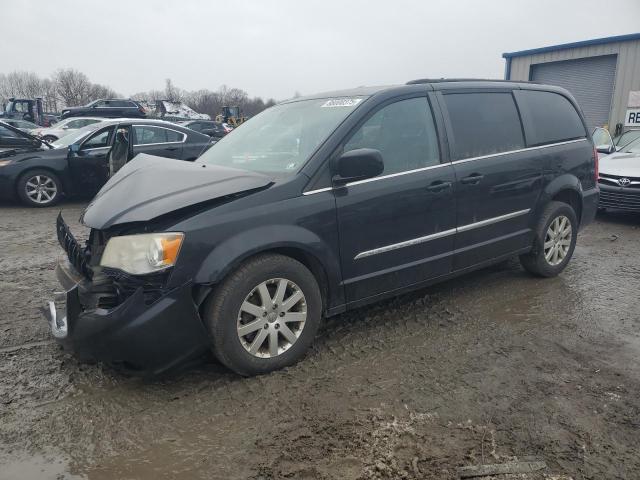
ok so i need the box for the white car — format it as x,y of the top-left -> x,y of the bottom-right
31,117 -> 105,142
593,128 -> 640,212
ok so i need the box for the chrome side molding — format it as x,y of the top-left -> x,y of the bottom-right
354,209 -> 531,260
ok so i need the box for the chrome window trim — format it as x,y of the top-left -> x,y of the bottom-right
302,139 -> 588,196
354,208 -> 530,260
451,138 -> 587,165
347,162 -> 449,187
303,187 -> 333,196
79,146 -> 111,152
132,125 -> 187,146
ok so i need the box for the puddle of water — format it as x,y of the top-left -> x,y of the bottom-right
0,454 -> 87,480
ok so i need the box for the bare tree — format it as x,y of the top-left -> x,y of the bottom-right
163,78 -> 183,103
53,69 -> 92,106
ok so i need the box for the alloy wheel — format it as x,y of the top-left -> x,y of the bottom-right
25,175 -> 57,205
544,215 -> 572,266
236,278 -> 307,358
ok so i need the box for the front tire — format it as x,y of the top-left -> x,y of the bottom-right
520,201 -> 578,277
203,254 -> 322,376
17,170 -> 62,207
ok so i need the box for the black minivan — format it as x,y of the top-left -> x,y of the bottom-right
48,80 -> 599,376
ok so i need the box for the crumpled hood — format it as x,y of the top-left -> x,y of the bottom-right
81,154 -> 273,229
599,152 -> 640,177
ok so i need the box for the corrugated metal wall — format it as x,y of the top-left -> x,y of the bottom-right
530,55 -> 618,131
507,39 -> 640,131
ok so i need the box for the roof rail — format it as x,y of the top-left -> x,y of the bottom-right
406,78 -> 531,85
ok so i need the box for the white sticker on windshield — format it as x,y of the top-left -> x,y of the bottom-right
321,98 -> 363,108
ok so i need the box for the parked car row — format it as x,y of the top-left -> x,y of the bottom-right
0,119 -> 212,206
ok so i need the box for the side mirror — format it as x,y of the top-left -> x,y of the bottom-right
592,127 -> 615,155
333,148 -> 384,185
596,144 -> 616,154
69,143 -> 80,154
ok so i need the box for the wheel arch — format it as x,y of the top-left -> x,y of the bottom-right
193,226 -> 344,314
538,174 -> 584,225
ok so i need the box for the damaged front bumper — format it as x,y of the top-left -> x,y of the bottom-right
45,215 -> 211,375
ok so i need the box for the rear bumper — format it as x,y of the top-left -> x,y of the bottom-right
45,259 -> 211,375
580,187 -> 599,228
598,183 -> 640,212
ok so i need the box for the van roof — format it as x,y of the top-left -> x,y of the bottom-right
286,79 -> 551,103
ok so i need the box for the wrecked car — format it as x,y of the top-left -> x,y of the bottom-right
47,80 -> 598,376
0,119 -> 210,207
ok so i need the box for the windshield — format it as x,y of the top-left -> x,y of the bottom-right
197,97 -> 367,175
622,137 -> 640,154
51,123 -> 108,148
616,130 -> 640,149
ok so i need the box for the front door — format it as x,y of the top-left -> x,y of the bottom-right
132,125 -> 184,159
68,125 -> 115,196
334,96 -> 456,304
439,91 -> 542,270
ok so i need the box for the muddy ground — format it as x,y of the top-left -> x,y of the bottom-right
0,201 -> 639,480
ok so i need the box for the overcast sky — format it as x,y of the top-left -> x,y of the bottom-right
2,0 -> 639,100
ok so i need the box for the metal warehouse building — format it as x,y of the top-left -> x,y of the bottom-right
503,33 -> 640,135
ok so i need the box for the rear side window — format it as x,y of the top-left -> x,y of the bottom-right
443,92 -> 524,160
344,97 -> 440,176
134,126 -> 185,145
516,90 -> 586,146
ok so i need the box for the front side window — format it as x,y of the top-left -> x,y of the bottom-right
197,97 -> 367,176
81,127 -> 114,149
516,90 -> 586,146
443,92 -> 524,160
344,97 -> 440,175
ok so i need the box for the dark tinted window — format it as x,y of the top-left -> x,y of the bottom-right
517,90 -> 586,145
443,92 -> 524,159
344,97 -> 440,175
187,122 -> 202,132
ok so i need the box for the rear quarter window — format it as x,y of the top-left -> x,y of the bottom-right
442,92 -> 524,160
515,90 -> 586,146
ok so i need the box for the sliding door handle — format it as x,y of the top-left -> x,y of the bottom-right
426,180 -> 452,192
460,173 -> 484,185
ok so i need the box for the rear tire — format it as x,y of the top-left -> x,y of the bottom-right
17,170 -> 62,207
203,254 -> 322,376
520,201 -> 578,277
42,135 -> 58,143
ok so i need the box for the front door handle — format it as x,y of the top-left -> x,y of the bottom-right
460,173 -> 484,185
426,180 -> 452,193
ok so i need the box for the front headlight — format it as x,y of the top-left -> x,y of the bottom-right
100,233 -> 184,275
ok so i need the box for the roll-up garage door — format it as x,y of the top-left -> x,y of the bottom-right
530,54 -> 617,132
